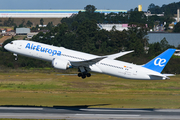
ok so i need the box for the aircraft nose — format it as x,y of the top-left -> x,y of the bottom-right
4,44 -> 10,50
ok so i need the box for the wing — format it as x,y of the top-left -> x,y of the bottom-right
70,50 -> 134,67
70,56 -> 107,67
106,50 -> 134,60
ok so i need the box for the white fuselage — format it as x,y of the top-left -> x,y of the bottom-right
5,40 -> 167,80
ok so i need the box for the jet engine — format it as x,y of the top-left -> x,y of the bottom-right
52,58 -> 71,70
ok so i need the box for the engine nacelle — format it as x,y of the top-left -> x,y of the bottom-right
52,58 -> 71,70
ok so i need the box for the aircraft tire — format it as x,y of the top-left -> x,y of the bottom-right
15,57 -> 18,61
87,73 -> 91,77
82,74 -> 86,79
78,73 -> 82,77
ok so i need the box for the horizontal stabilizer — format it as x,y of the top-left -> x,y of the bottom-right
147,73 -> 169,80
162,74 -> 175,77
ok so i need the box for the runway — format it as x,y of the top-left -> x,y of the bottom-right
0,106 -> 180,120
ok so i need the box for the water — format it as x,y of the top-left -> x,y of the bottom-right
147,33 -> 180,47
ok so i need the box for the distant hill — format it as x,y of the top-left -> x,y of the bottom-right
148,2 -> 180,16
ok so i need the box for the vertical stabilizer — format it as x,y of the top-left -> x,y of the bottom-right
143,49 -> 176,73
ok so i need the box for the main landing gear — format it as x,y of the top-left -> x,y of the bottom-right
78,72 -> 91,79
77,67 -> 91,79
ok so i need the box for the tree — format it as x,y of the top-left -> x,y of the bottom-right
2,37 -> 15,51
129,11 -> 147,24
40,18 -> 44,25
84,5 -> 97,13
148,3 -> 155,10
173,22 -> 180,33
14,25 -> 17,30
26,20 -> 33,27
160,37 -> 175,50
134,7 -> 138,11
147,2 -> 180,16
47,22 -> 54,30
3,18 -> 16,26
19,19 -> 25,27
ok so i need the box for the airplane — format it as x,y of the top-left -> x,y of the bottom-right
4,40 -> 177,80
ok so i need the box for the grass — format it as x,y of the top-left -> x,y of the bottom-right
0,72 -> 180,109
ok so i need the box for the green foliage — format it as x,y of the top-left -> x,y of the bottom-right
129,11 -> 147,24
148,37 -> 175,56
26,20 -> 33,27
40,18 -> 44,25
32,18 -> 147,56
47,22 -> 54,30
3,18 -> 16,27
84,5 -> 97,13
173,22 -> 180,33
148,2 -> 180,16
19,19 -> 25,27
2,38 -> 14,51
62,8 -> 149,28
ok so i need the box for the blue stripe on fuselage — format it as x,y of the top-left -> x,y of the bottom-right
25,43 -> 61,56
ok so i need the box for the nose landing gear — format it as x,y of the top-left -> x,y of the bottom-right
13,53 -> 18,61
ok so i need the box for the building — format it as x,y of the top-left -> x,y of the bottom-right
144,11 -> 164,17
98,24 -> 148,31
27,32 -> 38,39
98,24 -> 128,31
0,9 -> 127,18
138,5 -> 142,12
16,28 -> 30,35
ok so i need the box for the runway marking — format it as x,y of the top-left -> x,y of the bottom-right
80,109 -> 151,112
0,113 -> 180,119
76,114 -> 141,117
0,107 -> 43,110
154,109 -> 180,112
80,109 -> 180,113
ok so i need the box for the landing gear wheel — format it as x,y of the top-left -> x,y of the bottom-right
82,74 -> 86,79
87,73 -> 91,77
15,57 -> 18,61
78,73 -> 82,77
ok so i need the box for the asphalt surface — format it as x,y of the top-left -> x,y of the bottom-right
0,106 -> 180,120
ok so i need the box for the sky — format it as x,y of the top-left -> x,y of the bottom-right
0,0 -> 180,11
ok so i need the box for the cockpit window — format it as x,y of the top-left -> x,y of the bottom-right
10,42 -> 13,44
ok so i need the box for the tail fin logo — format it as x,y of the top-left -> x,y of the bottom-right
154,58 -> 166,67
143,49 -> 176,73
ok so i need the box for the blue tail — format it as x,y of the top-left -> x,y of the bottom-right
143,49 -> 176,73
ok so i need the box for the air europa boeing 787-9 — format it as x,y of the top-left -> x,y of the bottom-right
4,40 -> 177,80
